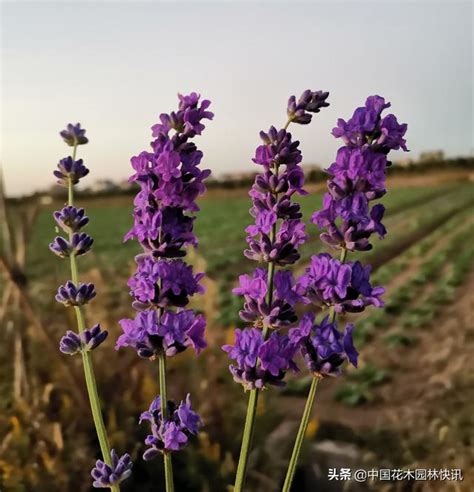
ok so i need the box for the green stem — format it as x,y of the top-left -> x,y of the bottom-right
234,389 -> 259,491
282,247 -> 347,492
281,376 -> 320,492
234,258 -> 274,492
234,254 -> 274,490
158,352 -> 174,492
68,145 -> 77,205
67,146 -> 119,492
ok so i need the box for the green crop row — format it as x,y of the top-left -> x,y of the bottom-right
355,220 -> 474,346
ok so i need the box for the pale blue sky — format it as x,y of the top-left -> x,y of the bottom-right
1,1 -> 472,196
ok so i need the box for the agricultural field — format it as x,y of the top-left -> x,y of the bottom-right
1,169 -> 474,491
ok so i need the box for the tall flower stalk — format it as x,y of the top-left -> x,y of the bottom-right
223,90 -> 330,491
117,93 -> 213,492
282,96 -> 408,491
51,124 -> 132,491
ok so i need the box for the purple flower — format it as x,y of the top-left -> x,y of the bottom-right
130,151 -> 211,213
122,94 -> 210,469
245,219 -> 308,266
151,92 -> 213,139
59,331 -> 82,355
116,309 -> 206,358
91,450 -> 132,488
253,126 -> 302,169
222,329 -> 298,390
243,120 -> 316,267
49,232 -> 93,257
223,328 -> 262,369
162,421 -> 188,451
233,269 -> 304,328
116,309 -> 160,358
128,95 -> 212,240
331,95 -> 408,153
233,269 -> 268,300
52,124 -> 132,481
140,393 -> 202,457
326,146 -> 388,200
177,394 -> 201,434
70,232 -> 94,255
290,313 -> 358,376
55,281 -> 96,306
287,89 -> 330,124
298,254 -> 384,313
332,95 -> 390,147
259,332 -> 298,376
274,270 -> 306,306
128,257 -> 204,309
123,93 -> 211,372
158,310 -> 207,355
53,206 -> 89,233
377,113 -> 408,152
81,324 -> 108,351
226,90 -> 330,389
312,96 -> 407,251
317,203 -> 386,252
49,236 -> 71,257
59,324 -> 108,355
125,206 -> 197,257
60,123 -> 89,147
54,156 -> 89,186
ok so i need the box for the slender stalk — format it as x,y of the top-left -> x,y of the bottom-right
67,145 -> 119,492
234,389 -> 259,491
234,238 -> 275,492
281,247 -> 347,491
234,118 -> 294,491
281,376 -> 320,492
158,351 -> 174,492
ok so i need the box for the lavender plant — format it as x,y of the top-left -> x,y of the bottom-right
282,96 -> 408,491
116,93 -> 213,492
51,124 -> 132,491
222,90 -> 330,491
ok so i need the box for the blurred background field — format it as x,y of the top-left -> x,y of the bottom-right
1,160 -> 473,492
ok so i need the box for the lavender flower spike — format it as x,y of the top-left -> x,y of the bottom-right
287,90 -> 330,124
52,123 -> 128,490
119,94 -> 212,492
91,450 -> 133,488
282,97 -> 408,492
313,95 -> 408,252
227,90 -> 330,492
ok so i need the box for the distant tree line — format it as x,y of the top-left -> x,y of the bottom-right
205,156 -> 474,190
7,156 -> 474,204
